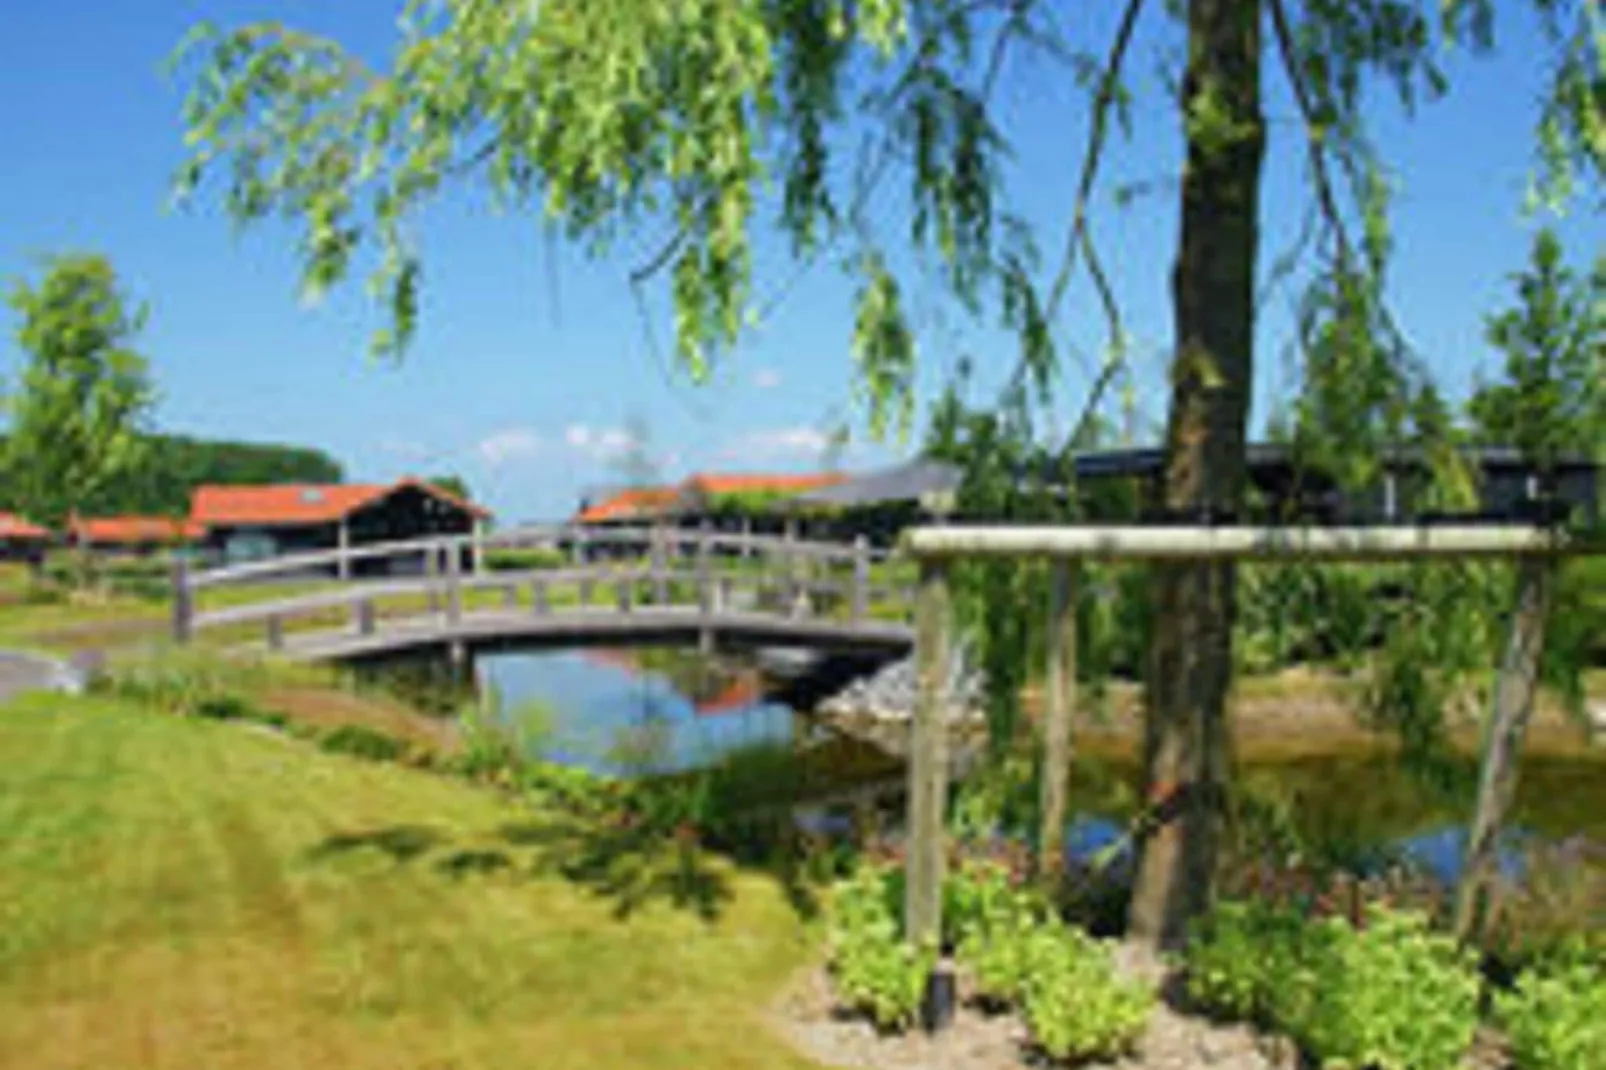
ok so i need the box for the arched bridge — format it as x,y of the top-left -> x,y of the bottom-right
171,525 -> 917,664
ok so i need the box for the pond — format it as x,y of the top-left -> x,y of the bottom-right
426,647 -> 1606,890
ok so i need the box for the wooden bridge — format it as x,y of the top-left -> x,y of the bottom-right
171,525 -> 918,664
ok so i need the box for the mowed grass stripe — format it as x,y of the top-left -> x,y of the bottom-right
0,695 -> 820,1069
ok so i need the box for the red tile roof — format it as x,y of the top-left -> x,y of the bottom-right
0,512 -> 49,541
70,516 -> 203,545
574,472 -> 846,524
683,472 -> 847,495
574,486 -> 680,525
190,478 -> 490,528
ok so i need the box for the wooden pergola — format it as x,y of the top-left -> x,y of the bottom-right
895,522 -> 1602,1025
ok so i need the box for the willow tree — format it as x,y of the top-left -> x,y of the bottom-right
170,0 -> 1603,945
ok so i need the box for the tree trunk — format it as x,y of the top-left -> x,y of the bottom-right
1453,556 -> 1552,945
1126,0 -> 1266,949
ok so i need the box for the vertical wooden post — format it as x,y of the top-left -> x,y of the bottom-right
425,542 -> 442,614
905,558 -> 952,954
444,541 -> 462,626
1454,555 -> 1553,944
852,535 -> 870,621
355,598 -> 376,636
472,518 -> 487,575
531,576 -> 549,615
572,527 -> 589,566
1039,561 -> 1078,884
616,567 -> 633,613
697,521 -> 713,614
266,615 -> 284,651
652,524 -> 670,605
170,556 -> 193,644
337,520 -> 352,581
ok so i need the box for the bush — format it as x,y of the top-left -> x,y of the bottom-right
1021,926 -> 1153,1064
1184,898 -> 1316,1026
1188,899 -> 1481,1070
319,724 -> 406,762
826,863 -> 936,1032
1297,907 -> 1482,1070
484,547 -> 568,572
1496,942 -> 1606,1070
194,693 -> 256,721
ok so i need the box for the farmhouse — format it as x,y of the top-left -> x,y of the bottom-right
0,512 -> 50,567
190,478 -> 492,574
574,472 -> 847,538
67,516 -> 203,557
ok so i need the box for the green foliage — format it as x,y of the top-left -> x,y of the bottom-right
1186,900 -> 1483,1070
426,473 -> 472,502
67,432 -> 342,518
1020,926 -> 1153,1065
1,254 -> 154,530
483,546 -> 568,572
1298,908 -> 1482,1070
1496,941 -> 1606,1070
826,862 -> 935,1032
1184,898 -> 1323,1027
318,723 -> 406,762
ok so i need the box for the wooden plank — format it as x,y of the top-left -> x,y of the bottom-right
192,533 -> 462,588
905,559 -> 951,950
193,579 -> 433,630
903,523 -> 1589,562
1038,561 -> 1077,884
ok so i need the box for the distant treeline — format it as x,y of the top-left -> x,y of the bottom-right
1,433 -> 344,518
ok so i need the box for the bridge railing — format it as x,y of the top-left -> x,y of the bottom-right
171,523 -> 916,651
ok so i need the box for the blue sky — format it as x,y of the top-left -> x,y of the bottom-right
1,2 -> 1599,523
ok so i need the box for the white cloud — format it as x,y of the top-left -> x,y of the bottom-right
724,425 -> 831,461
563,423 -> 641,461
477,427 -> 542,468
752,367 -> 782,390
376,437 -> 433,462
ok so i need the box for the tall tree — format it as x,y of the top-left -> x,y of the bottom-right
2,254 -> 155,532
426,473 -> 474,502
169,0 -> 1602,945
1454,229 -> 1603,942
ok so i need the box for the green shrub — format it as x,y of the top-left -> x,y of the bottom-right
1297,907 -> 1481,1070
1021,926 -> 1153,1064
319,724 -> 406,762
1187,900 -> 1481,1070
484,547 -> 567,572
1184,898 -> 1315,1026
194,693 -> 255,721
1496,942 -> 1606,1070
827,863 -> 936,1032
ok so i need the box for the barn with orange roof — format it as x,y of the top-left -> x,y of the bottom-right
190,477 -> 492,574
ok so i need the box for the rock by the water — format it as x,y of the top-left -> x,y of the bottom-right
818,646 -> 986,725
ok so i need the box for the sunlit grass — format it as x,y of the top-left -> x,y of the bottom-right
0,692 -> 820,1070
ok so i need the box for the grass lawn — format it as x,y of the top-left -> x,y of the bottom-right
0,692 -> 822,1070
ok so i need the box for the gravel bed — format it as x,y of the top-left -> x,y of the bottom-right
769,943 -> 1513,1070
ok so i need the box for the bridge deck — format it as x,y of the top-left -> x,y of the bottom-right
244,605 -> 914,662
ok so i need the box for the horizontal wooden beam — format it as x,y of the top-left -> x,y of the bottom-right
902,524 -> 1598,562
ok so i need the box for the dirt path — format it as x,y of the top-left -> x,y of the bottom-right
0,650 -> 79,703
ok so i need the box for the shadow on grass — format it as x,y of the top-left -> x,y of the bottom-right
303,816 -> 740,922
307,824 -> 444,864
498,818 -> 735,922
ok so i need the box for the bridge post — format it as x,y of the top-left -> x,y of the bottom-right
530,575 -> 549,615
444,541 -> 462,626
1038,561 -> 1078,885
170,555 -> 192,644
266,615 -> 284,652
651,525 -> 669,605
337,520 -> 351,581
852,535 -> 869,621
697,520 -> 714,655
355,598 -> 376,637
905,559 -> 951,960
425,543 -> 442,614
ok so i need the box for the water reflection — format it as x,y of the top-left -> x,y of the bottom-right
478,649 -> 798,776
